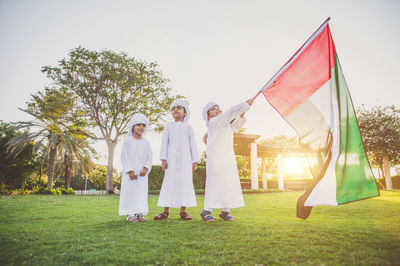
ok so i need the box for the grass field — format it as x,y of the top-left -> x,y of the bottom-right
1,190 -> 399,265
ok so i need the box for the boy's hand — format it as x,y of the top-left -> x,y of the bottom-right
139,167 -> 148,176
192,162 -> 198,171
161,160 -> 168,171
246,98 -> 254,106
128,171 -> 137,180
202,133 -> 208,145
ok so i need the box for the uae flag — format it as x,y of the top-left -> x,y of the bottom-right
260,18 -> 379,219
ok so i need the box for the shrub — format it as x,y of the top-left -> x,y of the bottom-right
377,175 -> 400,189
148,165 -> 207,190
10,189 -> 31,195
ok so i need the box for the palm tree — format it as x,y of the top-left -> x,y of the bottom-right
55,136 -> 97,189
7,87 -> 91,188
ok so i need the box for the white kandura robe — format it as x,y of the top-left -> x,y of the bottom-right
119,137 -> 152,216
204,102 -> 250,209
157,121 -> 200,208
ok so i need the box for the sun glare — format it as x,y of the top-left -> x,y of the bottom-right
284,157 -> 306,175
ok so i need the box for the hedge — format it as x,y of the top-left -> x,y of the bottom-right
148,165 -> 206,190
377,175 -> 400,189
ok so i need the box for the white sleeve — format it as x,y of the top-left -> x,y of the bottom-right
159,123 -> 169,160
189,125 -> 200,163
230,116 -> 247,133
121,140 -> 135,174
213,102 -> 250,127
144,141 -> 153,173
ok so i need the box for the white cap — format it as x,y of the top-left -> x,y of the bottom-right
170,99 -> 190,122
127,113 -> 149,137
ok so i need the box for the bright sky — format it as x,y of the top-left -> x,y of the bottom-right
1,0 -> 399,172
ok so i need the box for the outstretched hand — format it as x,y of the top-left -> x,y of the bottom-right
246,98 -> 254,106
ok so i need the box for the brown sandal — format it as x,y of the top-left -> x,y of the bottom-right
154,212 -> 169,220
180,212 -> 193,220
137,215 -> 147,222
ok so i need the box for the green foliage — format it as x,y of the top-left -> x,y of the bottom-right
0,192 -> 399,265
148,165 -> 206,190
236,155 -> 250,178
31,186 -> 75,195
87,165 -> 119,190
357,105 -> 400,168
41,47 -> 184,192
0,121 -> 38,189
376,175 -> 400,189
11,86 -> 95,188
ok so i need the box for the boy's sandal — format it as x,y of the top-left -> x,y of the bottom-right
126,216 -> 139,223
154,212 -> 169,220
180,212 -> 193,220
137,216 -> 147,222
219,212 -> 234,221
200,211 -> 216,222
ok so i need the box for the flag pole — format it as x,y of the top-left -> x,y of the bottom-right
253,17 -> 331,100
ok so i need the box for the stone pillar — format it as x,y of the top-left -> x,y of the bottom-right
262,157 -> 267,189
277,154 -> 284,190
250,143 -> 258,189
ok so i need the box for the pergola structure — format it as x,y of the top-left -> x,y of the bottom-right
233,133 -> 302,190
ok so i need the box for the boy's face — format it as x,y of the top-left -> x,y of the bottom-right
132,124 -> 146,137
171,105 -> 186,121
207,105 -> 222,120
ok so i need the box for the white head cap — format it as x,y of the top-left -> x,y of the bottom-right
170,99 -> 190,122
202,101 -> 218,124
127,113 -> 149,137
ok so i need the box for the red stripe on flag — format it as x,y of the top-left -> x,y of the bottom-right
263,25 -> 336,118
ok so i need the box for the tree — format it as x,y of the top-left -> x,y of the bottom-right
54,136 -> 97,189
42,47 -> 182,193
9,87 -> 90,188
0,121 -> 38,189
357,105 -> 400,189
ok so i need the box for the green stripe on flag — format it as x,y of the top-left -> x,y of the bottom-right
332,55 -> 379,204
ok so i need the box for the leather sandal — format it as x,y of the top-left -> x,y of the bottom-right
180,212 -> 193,220
200,210 -> 216,222
219,211 -> 234,221
154,211 -> 169,220
137,215 -> 147,222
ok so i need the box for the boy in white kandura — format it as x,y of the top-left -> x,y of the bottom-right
201,98 -> 254,222
155,99 -> 200,220
119,114 -> 153,222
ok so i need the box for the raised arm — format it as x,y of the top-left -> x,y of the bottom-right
231,115 -> 247,133
213,101 -> 250,127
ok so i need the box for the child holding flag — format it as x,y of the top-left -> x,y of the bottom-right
154,99 -> 200,220
201,99 -> 253,222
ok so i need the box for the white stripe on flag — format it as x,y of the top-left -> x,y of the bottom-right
304,79 -> 340,206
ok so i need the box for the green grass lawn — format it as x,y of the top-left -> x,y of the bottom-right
1,191 -> 399,265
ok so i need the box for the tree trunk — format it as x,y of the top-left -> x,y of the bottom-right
64,157 -> 72,189
106,140 -> 117,194
46,134 -> 62,189
382,156 -> 393,190
46,146 -> 58,188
